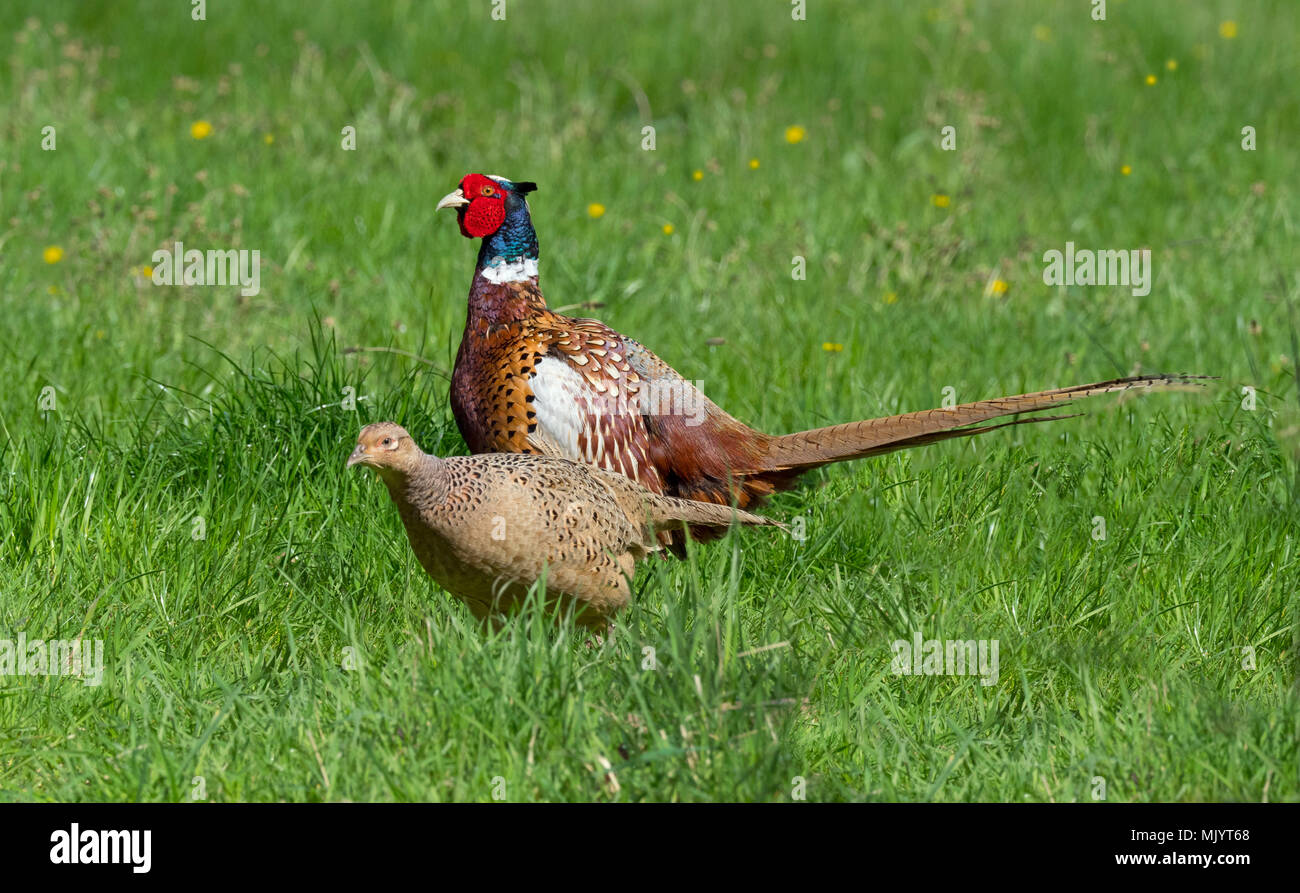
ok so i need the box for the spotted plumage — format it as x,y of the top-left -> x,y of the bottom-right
347,422 -> 778,628
438,173 -> 1209,546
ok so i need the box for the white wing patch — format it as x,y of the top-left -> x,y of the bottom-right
527,354 -> 663,491
527,357 -> 593,460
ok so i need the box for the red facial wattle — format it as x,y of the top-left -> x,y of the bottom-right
459,197 -> 506,238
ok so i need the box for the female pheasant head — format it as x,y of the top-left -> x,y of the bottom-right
436,173 -> 540,282
347,422 -> 431,482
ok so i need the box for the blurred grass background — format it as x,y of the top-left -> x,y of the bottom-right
0,0 -> 1296,801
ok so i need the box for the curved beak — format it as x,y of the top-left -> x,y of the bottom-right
435,188 -> 468,211
346,444 -> 368,469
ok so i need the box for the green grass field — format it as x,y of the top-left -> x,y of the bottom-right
1,0 -> 1297,802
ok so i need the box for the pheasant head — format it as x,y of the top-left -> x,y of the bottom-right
437,173 -> 539,280
350,422 -> 453,510
348,421 -> 427,479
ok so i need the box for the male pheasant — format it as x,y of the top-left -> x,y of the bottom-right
347,422 -> 778,628
437,173 -> 1202,542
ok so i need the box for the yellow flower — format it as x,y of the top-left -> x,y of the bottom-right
661,224 -> 674,235
587,203 -> 605,219
882,291 -> 898,305
989,279 -> 1009,296
931,193 -> 951,208
784,125 -> 806,144
1120,164 -> 1132,176
141,265 -> 154,279
190,120 -> 213,140
43,245 -> 64,264
1218,20 -> 1237,39
263,133 -> 274,145
749,158 -> 760,169
821,342 -> 843,352
1145,74 -> 1157,86
692,169 -> 704,181
1032,25 -> 1051,42
1166,59 -> 1178,71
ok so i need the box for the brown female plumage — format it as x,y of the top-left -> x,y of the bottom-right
347,422 -> 778,629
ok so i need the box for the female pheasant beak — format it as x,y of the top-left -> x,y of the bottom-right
345,444 -> 370,468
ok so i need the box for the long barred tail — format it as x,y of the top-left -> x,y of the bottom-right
758,374 -> 1212,473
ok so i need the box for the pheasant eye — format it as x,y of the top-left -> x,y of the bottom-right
481,186 -> 495,196
381,437 -> 393,447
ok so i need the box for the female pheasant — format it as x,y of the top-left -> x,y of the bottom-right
437,173 -> 1203,542
348,422 -> 778,629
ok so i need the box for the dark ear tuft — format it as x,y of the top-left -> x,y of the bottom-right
514,181 -> 538,195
